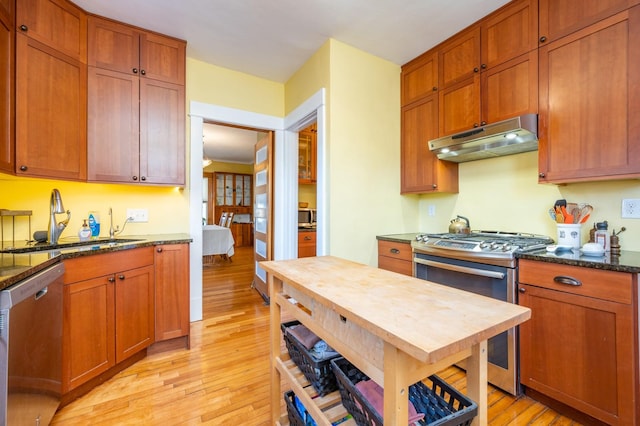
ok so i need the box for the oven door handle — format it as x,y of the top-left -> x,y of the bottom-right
414,258 -> 506,280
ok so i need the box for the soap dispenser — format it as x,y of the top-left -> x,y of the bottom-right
78,219 -> 91,241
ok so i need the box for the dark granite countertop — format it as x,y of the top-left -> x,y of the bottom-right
517,249 -> 640,273
0,234 -> 192,291
376,233 -> 419,244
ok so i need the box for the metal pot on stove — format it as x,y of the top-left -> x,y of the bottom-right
449,215 -> 470,234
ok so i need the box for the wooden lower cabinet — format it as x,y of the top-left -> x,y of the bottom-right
377,239 -> 413,276
518,259 -> 639,424
62,247 -> 154,393
298,230 -> 316,258
154,243 -> 190,342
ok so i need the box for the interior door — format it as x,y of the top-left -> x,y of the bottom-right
252,132 -> 273,302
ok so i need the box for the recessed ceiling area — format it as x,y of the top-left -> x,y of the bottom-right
203,123 -> 260,165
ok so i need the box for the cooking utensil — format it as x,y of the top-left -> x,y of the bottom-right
578,205 -> 593,223
548,208 -> 556,221
561,206 -> 573,224
449,215 -> 470,234
555,207 -> 564,223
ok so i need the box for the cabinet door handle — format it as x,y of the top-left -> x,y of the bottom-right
539,36 -> 547,43
132,176 -> 138,181
156,247 -> 163,253
108,277 -> 115,283
19,24 -> 27,32
538,172 -> 546,178
118,274 -> 125,280
140,69 -> 146,76
304,236 -> 312,241
473,67 -> 479,73
553,275 -> 582,286
390,248 -> 400,254
140,176 -> 146,181
19,165 -> 27,171
519,287 -> 525,293
133,68 -> 138,74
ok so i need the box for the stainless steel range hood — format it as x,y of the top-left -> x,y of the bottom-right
428,114 -> 538,163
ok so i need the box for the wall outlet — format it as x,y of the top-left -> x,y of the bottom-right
127,208 -> 148,223
428,205 -> 436,217
621,199 -> 640,218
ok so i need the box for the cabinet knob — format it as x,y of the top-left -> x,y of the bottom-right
432,184 -> 437,189
519,287 -> 525,293
19,165 -> 27,171
118,274 -> 125,280
539,36 -> 547,43
156,247 -> 163,253
108,277 -> 115,283
538,172 -> 546,178
473,67 -> 479,73
132,68 -> 138,74
432,86 -> 437,92
132,176 -> 138,181
140,176 -> 146,181
481,64 -> 487,69
140,69 -> 146,76
473,123 -> 479,128
481,121 -> 487,126
390,248 -> 400,254
19,24 -> 27,32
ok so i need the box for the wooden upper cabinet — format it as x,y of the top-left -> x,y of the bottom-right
438,75 -> 481,136
481,50 -> 538,124
438,26 -> 480,89
401,95 -> 458,194
481,0 -> 538,69
140,32 -> 185,85
16,0 -> 86,61
401,51 -> 438,106
139,78 -> 185,185
87,15 -> 186,185
538,6 -> 640,183
0,0 -> 13,175
15,0 -> 87,181
88,16 -> 185,85
539,0 -> 640,43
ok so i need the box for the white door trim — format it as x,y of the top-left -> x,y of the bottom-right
188,89 -> 325,321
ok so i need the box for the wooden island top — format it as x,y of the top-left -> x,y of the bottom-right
262,256 -> 531,426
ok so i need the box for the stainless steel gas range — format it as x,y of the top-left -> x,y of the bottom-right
411,231 -> 553,395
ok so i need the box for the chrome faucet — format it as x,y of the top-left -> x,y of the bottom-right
48,189 -> 71,244
108,207 -> 119,239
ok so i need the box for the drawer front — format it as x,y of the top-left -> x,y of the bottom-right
63,247 -> 155,284
518,259 -> 633,304
378,257 -> 413,276
298,231 -> 316,244
377,240 -> 412,262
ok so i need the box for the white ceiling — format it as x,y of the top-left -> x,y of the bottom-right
73,0 -> 512,164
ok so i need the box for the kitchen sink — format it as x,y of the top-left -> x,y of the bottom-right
0,237 -> 144,254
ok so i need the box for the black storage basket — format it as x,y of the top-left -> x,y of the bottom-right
281,321 -> 341,396
284,390 -> 306,426
330,357 -> 478,426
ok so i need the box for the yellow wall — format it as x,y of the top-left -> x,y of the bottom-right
0,172 -> 184,241
417,152 -> 640,251
285,41 -> 331,115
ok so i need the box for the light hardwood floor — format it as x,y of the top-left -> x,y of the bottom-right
51,246 -> 581,425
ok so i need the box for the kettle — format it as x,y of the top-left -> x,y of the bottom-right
449,215 -> 470,234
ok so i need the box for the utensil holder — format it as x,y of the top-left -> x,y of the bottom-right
557,224 -> 581,249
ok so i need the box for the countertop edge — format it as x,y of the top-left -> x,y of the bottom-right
0,234 -> 193,290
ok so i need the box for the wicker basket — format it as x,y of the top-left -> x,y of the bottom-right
284,390 -> 307,426
331,357 -> 478,426
281,321 -> 341,396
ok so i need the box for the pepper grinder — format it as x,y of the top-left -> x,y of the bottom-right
610,227 -> 626,256
588,223 -> 596,243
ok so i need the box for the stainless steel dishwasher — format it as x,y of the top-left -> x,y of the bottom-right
0,262 -> 65,425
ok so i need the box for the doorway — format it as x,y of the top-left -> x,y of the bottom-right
188,89 -> 326,322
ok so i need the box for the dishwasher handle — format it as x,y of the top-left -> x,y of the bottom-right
414,257 -> 506,280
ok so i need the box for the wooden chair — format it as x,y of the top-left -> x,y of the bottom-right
224,212 -> 234,228
219,212 -> 228,226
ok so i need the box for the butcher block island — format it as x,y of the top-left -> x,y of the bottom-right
262,256 -> 531,426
